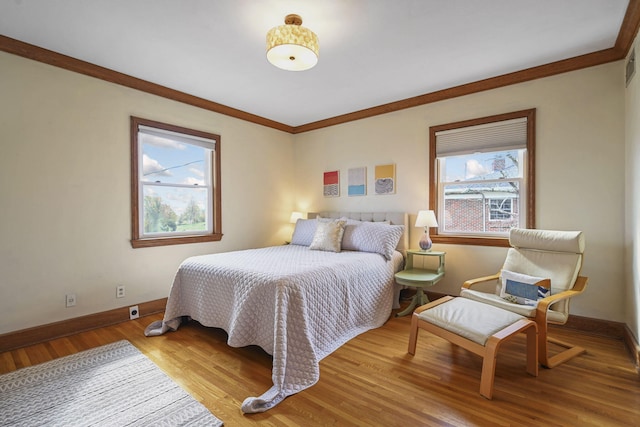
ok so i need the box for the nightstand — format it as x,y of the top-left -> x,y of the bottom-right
395,250 -> 445,317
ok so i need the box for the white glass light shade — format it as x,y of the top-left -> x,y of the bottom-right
267,15 -> 318,71
415,210 -> 438,228
289,211 -> 305,223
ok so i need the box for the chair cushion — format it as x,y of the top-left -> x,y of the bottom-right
502,249 -> 581,297
418,297 -> 525,346
501,229 -> 584,297
509,228 -> 585,253
461,228 -> 583,324
460,288 -> 569,324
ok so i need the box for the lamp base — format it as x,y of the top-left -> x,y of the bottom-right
419,231 -> 433,251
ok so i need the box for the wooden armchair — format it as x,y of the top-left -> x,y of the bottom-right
460,228 -> 588,368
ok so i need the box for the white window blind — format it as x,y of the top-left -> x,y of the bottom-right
435,117 -> 527,157
138,125 -> 216,149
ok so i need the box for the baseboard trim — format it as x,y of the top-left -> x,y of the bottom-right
3,295 -> 639,368
556,313 -> 627,339
0,298 -> 167,353
623,324 -> 640,368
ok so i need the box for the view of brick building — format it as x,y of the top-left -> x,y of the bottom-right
440,153 -> 521,235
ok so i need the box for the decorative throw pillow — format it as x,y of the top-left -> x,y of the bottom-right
500,270 -> 550,305
309,220 -> 346,253
341,221 -> 404,260
290,219 -> 317,246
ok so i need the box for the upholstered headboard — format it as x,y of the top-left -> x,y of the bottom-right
308,211 -> 409,254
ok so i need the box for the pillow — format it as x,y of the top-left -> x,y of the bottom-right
341,221 -> 404,260
309,220 -> 346,253
500,270 -> 550,306
290,219 -> 317,246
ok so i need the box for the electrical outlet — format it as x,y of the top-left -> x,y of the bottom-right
116,285 -> 125,298
66,293 -> 76,307
129,305 -> 139,320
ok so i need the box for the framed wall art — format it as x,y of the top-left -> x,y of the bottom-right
323,170 -> 340,197
347,167 -> 366,196
374,163 -> 396,195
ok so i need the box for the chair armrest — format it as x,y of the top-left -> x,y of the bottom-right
536,276 -> 588,316
462,272 -> 501,289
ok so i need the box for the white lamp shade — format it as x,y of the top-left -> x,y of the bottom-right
415,210 -> 438,228
289,211 -> 305,223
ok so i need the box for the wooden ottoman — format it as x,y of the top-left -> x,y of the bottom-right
408,296 -> 538,399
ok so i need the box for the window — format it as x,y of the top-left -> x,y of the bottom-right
429,109 -> 535,247
489,198 -> 514,221
130,117 -> 222,248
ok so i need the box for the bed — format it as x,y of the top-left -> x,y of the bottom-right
145,211 -> 408,412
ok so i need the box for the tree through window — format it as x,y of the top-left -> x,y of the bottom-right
130,117 -> 222,248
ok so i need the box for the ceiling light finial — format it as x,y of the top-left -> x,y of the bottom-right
266,14 -> 319,71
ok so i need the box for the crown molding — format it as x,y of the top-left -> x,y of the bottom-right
0,35 -> 294,133
1,0 -> 638,134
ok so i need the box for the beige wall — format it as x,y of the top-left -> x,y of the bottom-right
0,49 -> 631,335
625,32 -> 640,344
294,61 -> 626,322
0,52 -> 294,334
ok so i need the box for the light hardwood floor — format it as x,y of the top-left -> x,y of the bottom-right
1,309 -> 639,426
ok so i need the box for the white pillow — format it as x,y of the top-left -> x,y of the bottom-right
341,221 -> 404,260
500,270 -> 550,306
290,219 -> 317,246
309,220 -> 347,253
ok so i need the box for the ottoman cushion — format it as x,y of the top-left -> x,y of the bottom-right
418,297 -> 525,346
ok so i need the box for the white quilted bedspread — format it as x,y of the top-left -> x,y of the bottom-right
145,245 -> 403,412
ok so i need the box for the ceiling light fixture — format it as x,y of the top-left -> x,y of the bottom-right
266,14 -> 318,71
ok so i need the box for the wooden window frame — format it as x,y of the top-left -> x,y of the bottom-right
130,116 -> 222,248
429,109 -> 536,247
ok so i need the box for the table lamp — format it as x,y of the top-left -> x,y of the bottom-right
415,210 -> 438,251
289,211 -> 304,223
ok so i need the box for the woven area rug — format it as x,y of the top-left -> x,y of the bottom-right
0,340 -> 223,426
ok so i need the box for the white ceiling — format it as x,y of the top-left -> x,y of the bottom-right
0,0 -> 631,127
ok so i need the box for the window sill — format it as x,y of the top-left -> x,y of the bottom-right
431,235 -> 510,247
131,233 -> 223,248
